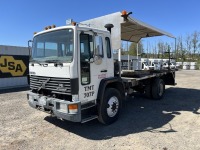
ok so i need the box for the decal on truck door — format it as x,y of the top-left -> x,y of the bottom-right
84,85 -> 95,98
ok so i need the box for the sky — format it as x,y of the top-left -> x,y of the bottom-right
0,0 -> 200,47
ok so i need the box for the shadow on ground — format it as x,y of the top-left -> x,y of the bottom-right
0,86 -> 30,94
44,87 -> 200,140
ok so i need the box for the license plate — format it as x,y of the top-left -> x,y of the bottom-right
38,96 -> 47,106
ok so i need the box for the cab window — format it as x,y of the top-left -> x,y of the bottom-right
105,37 -> 111,58
95,36 -> 103,57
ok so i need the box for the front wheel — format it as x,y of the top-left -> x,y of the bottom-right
98,88 -> 122,125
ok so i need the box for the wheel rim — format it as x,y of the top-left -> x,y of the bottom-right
107,96 -> 119,117
158,83 -> 164,96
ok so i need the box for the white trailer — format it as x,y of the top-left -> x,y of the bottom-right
27,11 -> 176,124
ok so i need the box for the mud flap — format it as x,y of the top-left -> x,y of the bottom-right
162,71 -> 176,86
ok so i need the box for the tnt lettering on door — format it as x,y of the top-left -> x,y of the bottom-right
84,85 -> 95,98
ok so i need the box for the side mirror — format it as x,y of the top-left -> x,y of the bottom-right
28,40 -> 33,58
89,58 -> 94,63
94,55 -> 102,65
85,57 -> 94,63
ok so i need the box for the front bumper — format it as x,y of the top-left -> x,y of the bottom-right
27,91 -> 81,122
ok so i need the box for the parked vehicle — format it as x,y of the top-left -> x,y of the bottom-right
142,62 -> 150,70
150,61 -> 161,70
27,11 -> 176,124
163,62 -> 176,70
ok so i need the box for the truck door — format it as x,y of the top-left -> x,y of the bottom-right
104,36 -> 114,77
78,31 -> 108,104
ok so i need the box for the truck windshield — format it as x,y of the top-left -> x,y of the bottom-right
32,29 -> 74,62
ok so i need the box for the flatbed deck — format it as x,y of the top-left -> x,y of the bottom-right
121,70 -> 176,86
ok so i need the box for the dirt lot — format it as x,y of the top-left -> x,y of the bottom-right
0,70 -> 200,150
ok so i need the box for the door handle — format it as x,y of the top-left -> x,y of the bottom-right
101,69 -> 107,72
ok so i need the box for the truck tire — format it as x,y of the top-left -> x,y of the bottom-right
151,78 -> 165,100
98,88 -> 122,125
144,84 -> 152,98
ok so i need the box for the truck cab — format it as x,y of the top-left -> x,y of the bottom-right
28,23 -> 122,123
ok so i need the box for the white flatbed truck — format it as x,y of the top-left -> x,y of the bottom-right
27,11 -> 176,124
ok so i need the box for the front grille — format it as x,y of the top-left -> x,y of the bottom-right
30,75 -> 71,95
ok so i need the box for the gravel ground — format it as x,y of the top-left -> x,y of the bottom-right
0,70 -> 200,150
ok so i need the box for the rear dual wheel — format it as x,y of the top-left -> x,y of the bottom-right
144,78 -> 165,100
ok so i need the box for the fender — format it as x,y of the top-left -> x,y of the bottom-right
97,77 -> 125,103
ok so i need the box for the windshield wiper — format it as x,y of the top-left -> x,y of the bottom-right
44,60 -> 58,63
44,60 -> 63,66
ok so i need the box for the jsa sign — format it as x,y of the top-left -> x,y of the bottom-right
0,55 -> 29,77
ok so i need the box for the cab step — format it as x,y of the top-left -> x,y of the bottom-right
81,115 -> 98,123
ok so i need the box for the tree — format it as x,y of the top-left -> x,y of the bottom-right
121,42 -> 127,55
191,31 -> 199,60
153,43 -> 157,58
185,33 -> 192,58
176,36 -> 186,62
157,41 -> 165,58
128,41 -> 143,56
